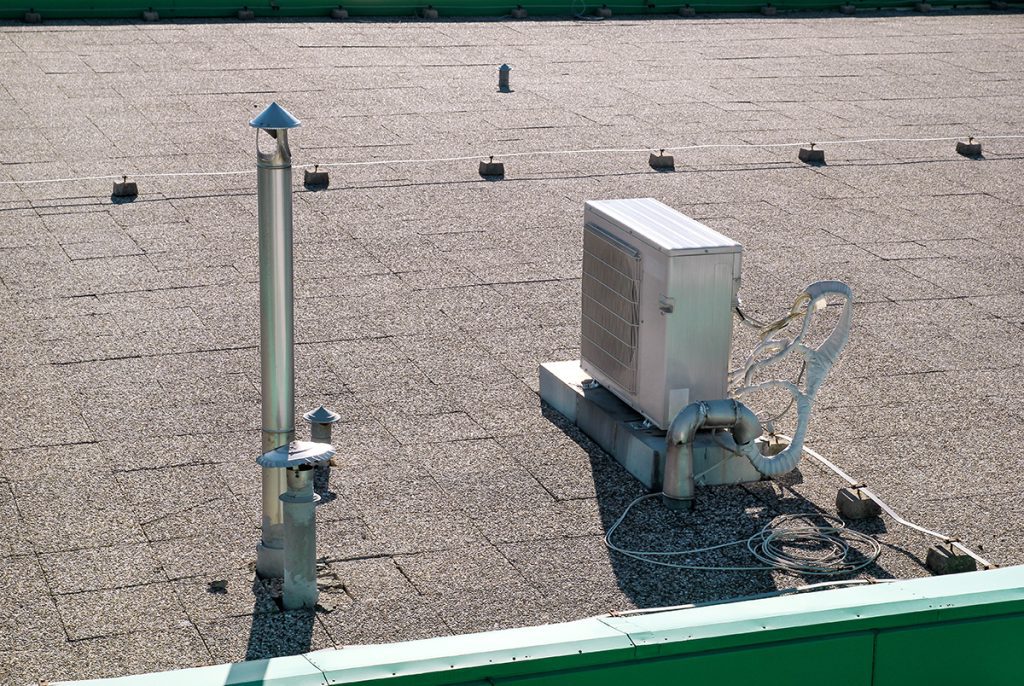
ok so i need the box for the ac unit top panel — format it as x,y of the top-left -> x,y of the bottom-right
584,198 -> 742,257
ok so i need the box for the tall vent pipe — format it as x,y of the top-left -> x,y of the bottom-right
251,102 -> 301,579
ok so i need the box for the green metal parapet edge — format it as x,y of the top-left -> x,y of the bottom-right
1,0 -> 1013,19
57,565 -> 1024,686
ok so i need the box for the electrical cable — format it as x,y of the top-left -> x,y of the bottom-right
604,493 -> 882,575
733,302 -> 768,330
728,300 -> 810,430
609,435 -> 994,577
1,133 -> 1021,187
735,361 -> 804,430
788,437 -> 995,569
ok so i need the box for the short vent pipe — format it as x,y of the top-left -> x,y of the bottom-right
304,405 -> 341,444
281,466 -> 319,610
258,441 -> 335,609
662,399 -> 763,510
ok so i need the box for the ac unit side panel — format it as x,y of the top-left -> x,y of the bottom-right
660,254 -> 737,419
633,241 -> 670,427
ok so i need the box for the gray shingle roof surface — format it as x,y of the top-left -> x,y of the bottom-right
1,11 -> 1023,684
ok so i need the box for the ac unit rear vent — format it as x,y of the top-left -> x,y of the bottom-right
581,224 -> 642,393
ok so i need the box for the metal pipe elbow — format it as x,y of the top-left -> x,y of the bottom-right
662,402 -> 708,509
667,401 -> 708,447
736,395 -> 811,477
731,402 -> 762,446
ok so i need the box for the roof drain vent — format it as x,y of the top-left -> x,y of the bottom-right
498,63 -> 512,92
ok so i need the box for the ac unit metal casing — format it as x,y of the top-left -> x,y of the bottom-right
581,198 -> 742,430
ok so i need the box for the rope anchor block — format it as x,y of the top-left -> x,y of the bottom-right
799,143 -> 826,164
956,137 -> 983,158
649,149 -> 675,171
112,175 -> 138,198
479,156 -> 505,178
679,3 -> 696,14
926,545 -> 978,575
304,165 -> 330,188
237,6 -> 255,19
330,6 -> 349,18
836,486 -> 881,520
511,5 -> 528,18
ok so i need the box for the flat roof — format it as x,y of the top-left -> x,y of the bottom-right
1,11 -> 1022,685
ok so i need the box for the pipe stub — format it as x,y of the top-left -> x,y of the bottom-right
661,494 -> 694,511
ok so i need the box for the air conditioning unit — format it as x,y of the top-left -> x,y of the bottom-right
580,198 -> 742,430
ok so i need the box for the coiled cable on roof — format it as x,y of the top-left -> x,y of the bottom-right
605,493 -> 882,576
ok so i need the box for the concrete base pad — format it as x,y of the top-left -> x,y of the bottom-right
926,545 -> 978,575
836,487 -> 882,519
540,360 -> 763,491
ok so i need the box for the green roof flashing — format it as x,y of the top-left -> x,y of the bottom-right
55,565 -> 1024,686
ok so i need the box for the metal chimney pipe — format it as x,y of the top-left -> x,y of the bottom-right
250,102 -> 302,579
663,399 -> 763,510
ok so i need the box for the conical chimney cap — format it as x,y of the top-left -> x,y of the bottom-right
249,101 -> 301,130
304,405 -> 341,425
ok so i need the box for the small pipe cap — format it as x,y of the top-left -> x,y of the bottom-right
250,102 -> 301,130
257,440 -> 335,468
303,405 -> 341,425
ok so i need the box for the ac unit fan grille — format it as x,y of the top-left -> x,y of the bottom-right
581,224 -> 641,393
